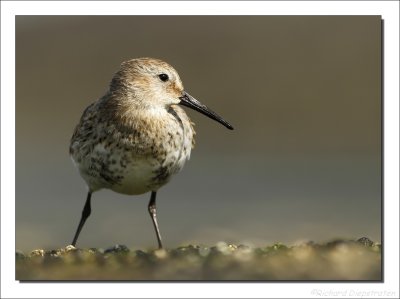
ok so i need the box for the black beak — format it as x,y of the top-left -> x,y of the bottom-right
179,92 -> 234,130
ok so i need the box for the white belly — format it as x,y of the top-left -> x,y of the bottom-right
76,140 -> 191,195
108,159 -> 154,195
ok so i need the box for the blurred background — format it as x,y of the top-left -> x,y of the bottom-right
16,16 -> 381,251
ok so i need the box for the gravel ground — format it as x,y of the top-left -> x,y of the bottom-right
16,237 -> 381,281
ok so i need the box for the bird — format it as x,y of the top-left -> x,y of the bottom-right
69,58 -> 233,249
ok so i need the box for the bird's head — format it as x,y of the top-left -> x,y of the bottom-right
110,58 -> 233,130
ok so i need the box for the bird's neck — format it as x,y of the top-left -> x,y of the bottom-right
100,91 -> 169,130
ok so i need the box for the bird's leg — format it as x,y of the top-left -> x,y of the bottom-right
148,191 -> 163,249
71,191 -> 92,247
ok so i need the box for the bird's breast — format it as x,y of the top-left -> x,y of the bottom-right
71,104 -> 195,195
139,105 -> 195,192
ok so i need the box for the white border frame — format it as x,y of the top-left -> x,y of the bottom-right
1,1 -> 399,298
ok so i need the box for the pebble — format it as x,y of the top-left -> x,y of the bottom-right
104,244 -> 129,254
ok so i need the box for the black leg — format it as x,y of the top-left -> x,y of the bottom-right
148,191 -> 163,249
71,191 -> 92,247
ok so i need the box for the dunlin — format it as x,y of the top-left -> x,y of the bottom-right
70,58 -> 233,248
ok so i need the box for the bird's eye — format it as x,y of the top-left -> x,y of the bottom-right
158,73 -> 169,82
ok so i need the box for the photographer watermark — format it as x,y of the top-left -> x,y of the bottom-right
311,289 -> 396,297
